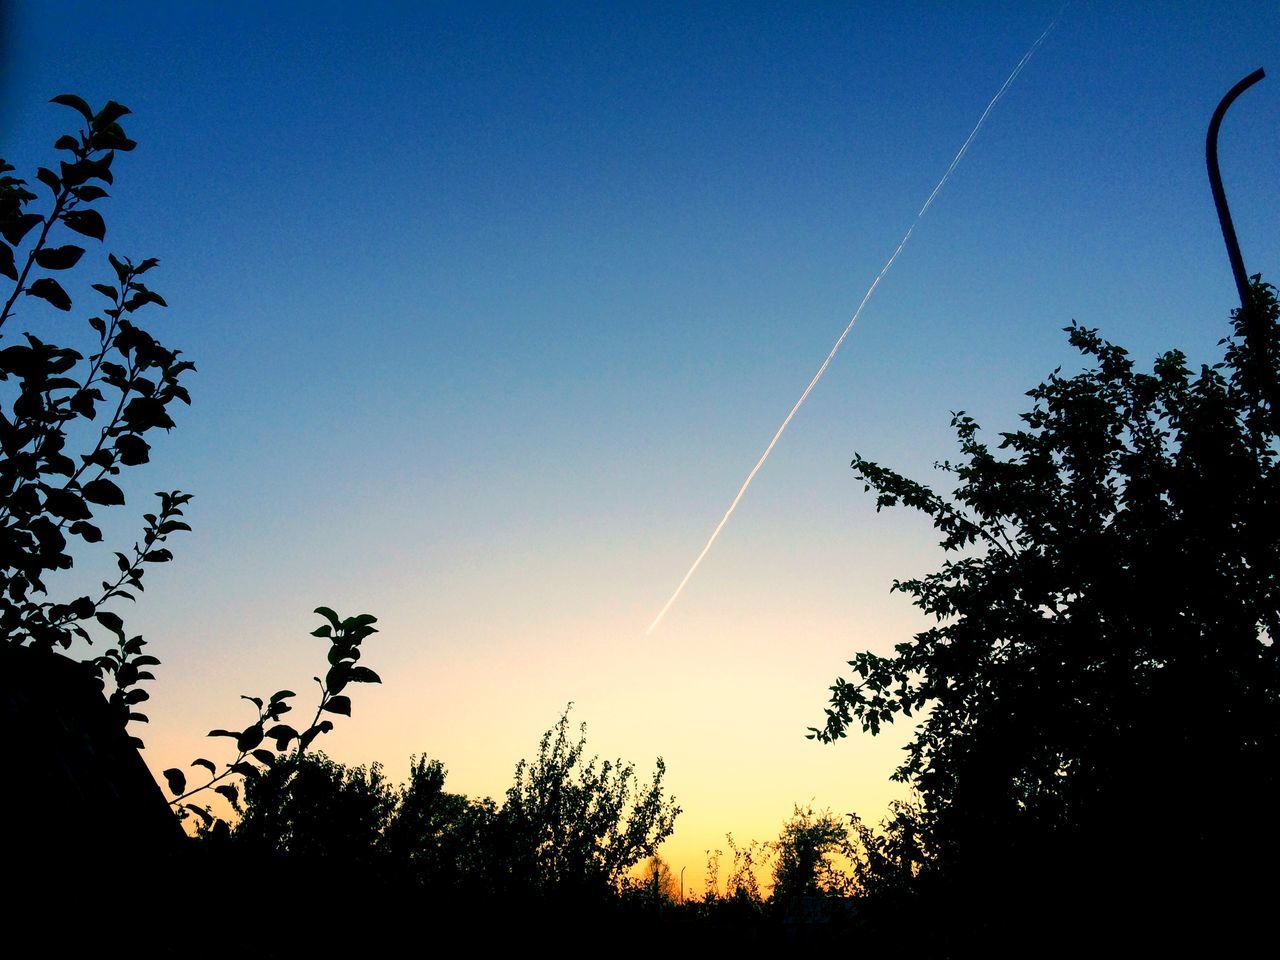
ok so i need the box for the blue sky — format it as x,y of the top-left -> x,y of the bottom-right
3,1 -> 1277,882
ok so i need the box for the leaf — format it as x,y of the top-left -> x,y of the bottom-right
36,167 -> 60,196
184,804 -> 214,827
62,209 -> 105,241
94,610 -> 124,634
251,749 -> 275,766
322,695 -> 352,716
60,155 -> 113,187
41,486 -> 89,520
0,243 -> 14,281
89,129 -> 137,152
69,520 -> 103,543
162,768 -> 186,796
314,606 -> 341,627
350,666 -> 382,684
50,94 -> 94,122
81,478 -> 125,506
297,720 -> 334,753
114,434 -> 150,466
26,278 -> 71,311
265,724 -> 298,750
127,282 -> 167,308
325,664 -> 349,695
0,213 -> 42,246
92,100 -> 131,129
34,244 -> 84,270
190,758 -> 217,775
208,729 -> 240,740
214,784 -> 239,807
74,185 -> 109,201
236,725 -> 264,752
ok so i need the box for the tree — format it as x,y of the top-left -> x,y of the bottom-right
161,606 -> 382,830
813,279 -> 1280,939
631,854 -> 681,904
498,704 -> 681,897
234,751 -> 396,866
1,94 -> 193,733
0,99 -> 382,902
770,804 -> 855,902
382,754 -> 497,893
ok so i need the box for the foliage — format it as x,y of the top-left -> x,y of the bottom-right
234,751 -> 396,865
770,804 -> 855,902
383,754 -> 497,891
498,704 -> 681,895
162,606 -> 380,830
212,704 -> 680,907
723,833 -> 765,902
0,95 -> 194,742
629,854 -> 681,903
813,279 -> 1280,916
702,846 -> 722,899
845,799 -> 927,898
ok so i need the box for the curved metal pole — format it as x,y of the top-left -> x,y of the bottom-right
1206,68 -> 1265,311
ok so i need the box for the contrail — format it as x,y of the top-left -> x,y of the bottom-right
647,13 -> 1063,635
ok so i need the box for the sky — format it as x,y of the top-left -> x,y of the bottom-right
2,1 -> 1277,890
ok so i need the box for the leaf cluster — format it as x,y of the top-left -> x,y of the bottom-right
770,804 -> 857,902
498,704 -> 681,894
813,279 -> 1280,878
1,94 -> 194,743
164,607 -> 380,829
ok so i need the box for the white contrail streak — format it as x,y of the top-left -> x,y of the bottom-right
647,13 -> 1063,635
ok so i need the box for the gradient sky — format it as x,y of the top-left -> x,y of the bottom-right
2,1 -> 1276,890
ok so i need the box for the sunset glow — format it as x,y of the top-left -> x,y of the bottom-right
4,1 -> 1276,897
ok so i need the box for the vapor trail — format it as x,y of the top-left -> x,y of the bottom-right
646,13 -> 1062,635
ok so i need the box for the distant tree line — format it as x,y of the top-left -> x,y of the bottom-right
180,704 -> 686,943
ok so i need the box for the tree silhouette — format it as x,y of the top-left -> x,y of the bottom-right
770,804 -> 854,903
498,704 -> 681,897
0,101 -> 383,940
0,95 -> 193,731
234,751 -> 396,866
813,279 -> 1280,945
632,854 -> 681,904
383,754 -> 497,893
